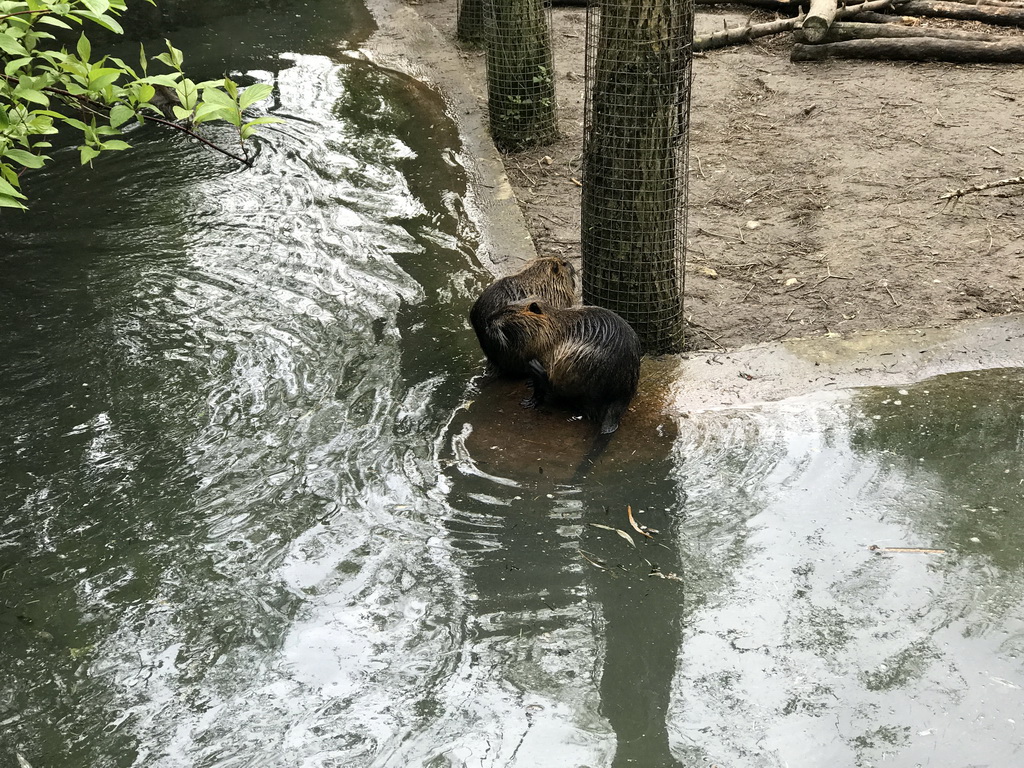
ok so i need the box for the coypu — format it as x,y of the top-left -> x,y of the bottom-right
490,299 -> 641,434
470,257 -> 577,376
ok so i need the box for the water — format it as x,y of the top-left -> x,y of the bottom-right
3,2 -> 1024,767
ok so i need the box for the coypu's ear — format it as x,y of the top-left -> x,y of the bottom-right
550,262 -> 560,275
527,301 -> 543,315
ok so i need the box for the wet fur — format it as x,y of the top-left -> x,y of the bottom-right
470,257 -> 577,376
492,300 -> 641,434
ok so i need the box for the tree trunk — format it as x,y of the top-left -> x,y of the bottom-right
793,36 -> 1024,60
893,0 -> 1024,24
582,0 -> 693,354
458,0 -> 487,45
795,19 -> 1006,41
486,0 -> 559,152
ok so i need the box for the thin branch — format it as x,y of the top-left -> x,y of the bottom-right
938,175 -> 1024,202
0,9 -> 49,21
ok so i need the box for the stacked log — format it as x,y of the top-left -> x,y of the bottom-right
553,0 -> 1024,62
792,0 -> 1024,62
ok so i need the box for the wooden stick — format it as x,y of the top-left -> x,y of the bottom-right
793,36 -> 1024,61
795,19 -> 1007,41
938,175 -> 1024,201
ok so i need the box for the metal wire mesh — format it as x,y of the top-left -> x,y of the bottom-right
485,0 -> 559,152
582,0 -> 693,354
457,0 -> 486,46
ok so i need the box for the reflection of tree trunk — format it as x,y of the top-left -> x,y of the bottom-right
582,0 -> 692,354
458,0 -> 486,45
583,457 -> 687,767
486,0 -> 558,152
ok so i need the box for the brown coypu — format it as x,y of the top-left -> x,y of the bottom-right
490,298 -> 641,434
470,257 -> 577,376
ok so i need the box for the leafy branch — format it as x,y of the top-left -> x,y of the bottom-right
0,0 -> 282,209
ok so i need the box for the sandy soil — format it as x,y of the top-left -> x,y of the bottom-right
413,0 -> 1024,351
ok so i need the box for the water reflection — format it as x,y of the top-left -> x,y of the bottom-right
668,373 -> 1024,767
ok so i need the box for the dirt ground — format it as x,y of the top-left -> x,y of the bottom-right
413,0 -> 1024,350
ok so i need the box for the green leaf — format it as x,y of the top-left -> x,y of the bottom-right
77,11 -> 123,34
0,31 -> 27,56
4,56 -> 33,76
0,176 -> 27,202
82,0 -> 112,14
0,194 -> 28,210
109,104 -> 133,127
100,139 -> 130,151
245,116 -> 283,125
38,16 -> 73,30
88,67 -> 121,91
76,33 -> 91,63
156,39 -> 183,70
79,145 -> 100,165
239,83 -> 273,111
138,74 -> 179,87
4,148 -> 47,168
192,101 -> 227,124
13,86 -> 49,107
199,88 -> 236,110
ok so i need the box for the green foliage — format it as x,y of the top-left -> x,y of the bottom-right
0,0 -> 283,209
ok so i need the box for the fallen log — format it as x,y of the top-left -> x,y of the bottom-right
694,0 -> 892,51
892,0 -> 1024,25
802,0 -> 839,42
794,19 -> 1007,40
843,9 -> 909,19
792,36 -> 1024,61
942,0 -> 1024,7
551,0 -> 804,7
694,14 -> 805,50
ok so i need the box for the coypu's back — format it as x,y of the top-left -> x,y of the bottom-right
470,257 -> 577,376
513,300 -> 641,434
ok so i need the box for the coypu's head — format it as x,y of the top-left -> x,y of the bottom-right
515,257 -> 577,306
490,299 -> 559,357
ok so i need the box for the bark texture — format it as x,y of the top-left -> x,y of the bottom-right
802,0 -> 839,42
486,0 -> 559,152
457,0 -> 486,44
795,19 -> 1006,41
793,35 -> 1024,60
582,0 -> 693,354
893,0 -> 1024,24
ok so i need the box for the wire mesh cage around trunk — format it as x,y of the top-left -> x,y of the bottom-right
582,0 -> 693,354
457,0 -> 486,45
485,0 -> 559,152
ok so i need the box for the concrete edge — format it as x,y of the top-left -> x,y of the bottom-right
357,0 -> 538,276
671,315 -> 1024,412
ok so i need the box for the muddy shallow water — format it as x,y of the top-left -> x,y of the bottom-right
2,1 -> 1024,767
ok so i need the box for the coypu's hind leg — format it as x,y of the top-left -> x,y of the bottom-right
522,359 -> 550,408
597,399 -> 628,434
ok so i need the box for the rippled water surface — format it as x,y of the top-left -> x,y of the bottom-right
3,3 -> 1024,767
